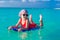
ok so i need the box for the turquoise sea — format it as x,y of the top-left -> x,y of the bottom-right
0,8 -> 60,40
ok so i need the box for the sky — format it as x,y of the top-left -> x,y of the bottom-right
0,0 -> 60,8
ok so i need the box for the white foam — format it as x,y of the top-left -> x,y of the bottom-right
29,0 -> 50,2
54,8 -> 60,10
22,0 -> 26,2
29,0 -> 36,2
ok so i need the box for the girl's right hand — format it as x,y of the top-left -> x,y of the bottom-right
8,26 -> 12,30
8,26 -> 18,30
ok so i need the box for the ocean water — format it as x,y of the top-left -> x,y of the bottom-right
0,8 -> 60,40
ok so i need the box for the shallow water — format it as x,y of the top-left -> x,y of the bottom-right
0,8 -> 60,40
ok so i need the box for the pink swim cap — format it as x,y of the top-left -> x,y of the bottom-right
19,9 -> 28,17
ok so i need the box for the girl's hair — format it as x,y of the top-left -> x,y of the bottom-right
19,9 -> 28,17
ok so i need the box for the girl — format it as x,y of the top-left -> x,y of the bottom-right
8,9 -> 37,32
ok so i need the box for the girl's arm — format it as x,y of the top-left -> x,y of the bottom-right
8,19 -> 21,30
16,19 -> 20,27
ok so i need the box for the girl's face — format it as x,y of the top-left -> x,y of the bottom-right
22,14 -> 28,18
21,12 -> 28,19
